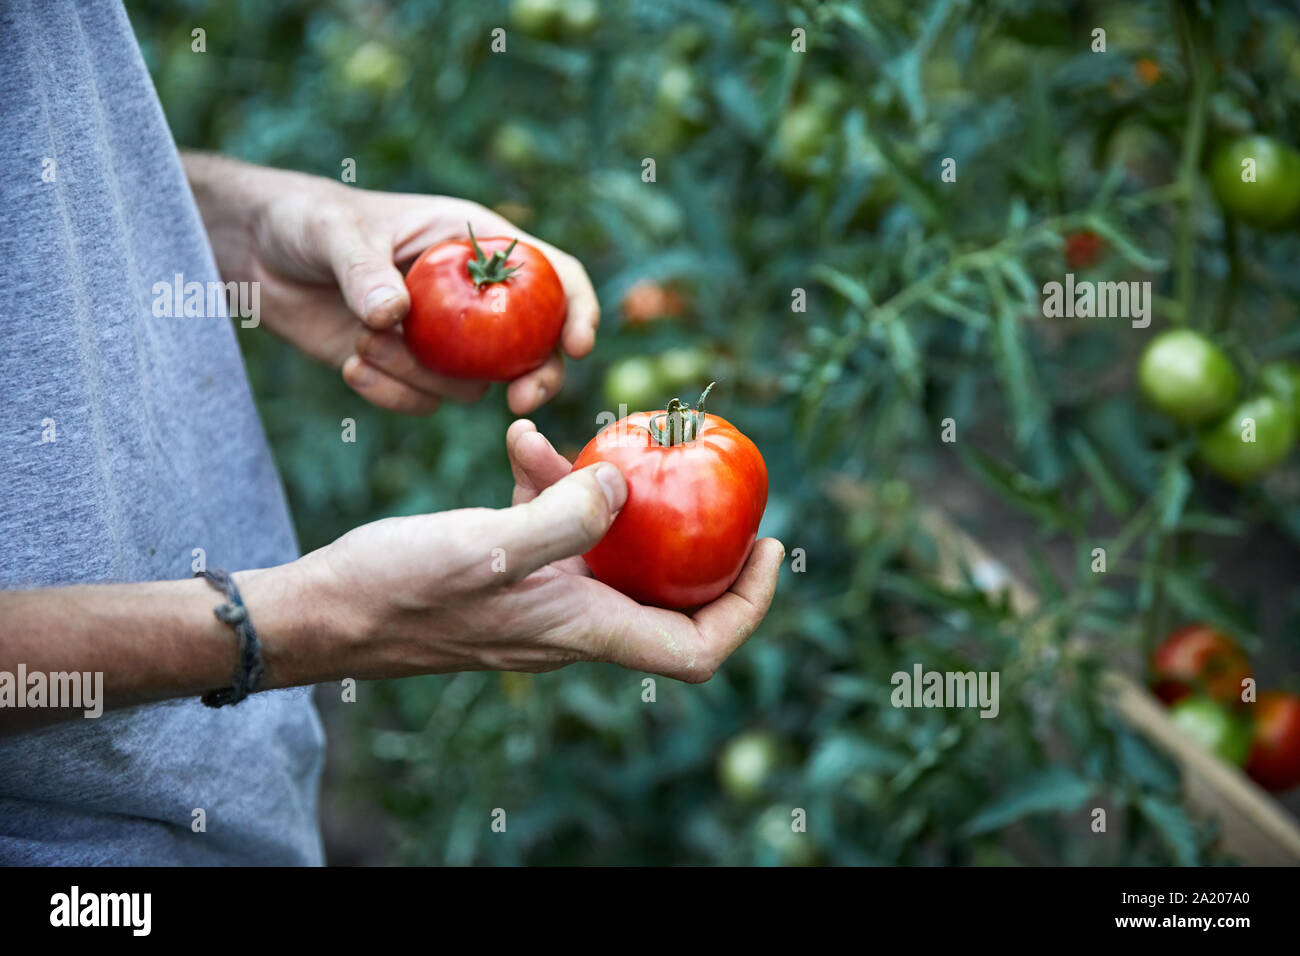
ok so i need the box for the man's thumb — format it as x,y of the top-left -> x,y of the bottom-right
501,463 -> 627,577
325,227 -> 410,329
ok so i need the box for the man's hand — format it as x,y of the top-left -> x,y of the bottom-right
183,153 -> 598,416
0,423 -> 782,733
283,420 -> 784,683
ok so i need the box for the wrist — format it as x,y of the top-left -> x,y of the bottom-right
182,153 -> 344,282
232,557 -> 360,689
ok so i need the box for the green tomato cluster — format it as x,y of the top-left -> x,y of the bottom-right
1138,330 -> 1299,482
603,348 -> 712,413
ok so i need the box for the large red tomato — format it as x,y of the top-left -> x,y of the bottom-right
1149,623 -> 1251,707
403,228 -> 565,381
1245,692 -> 1300,791
573,385 -> 767,609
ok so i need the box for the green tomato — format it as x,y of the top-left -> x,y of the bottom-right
1260,360 -> 1300,421
603,357 -> 662,413
342,41 -> 407,92
655,347 -> 710,390
510,0 -> 562,36
718,731 -> 781,801
559,0 -> 600,36
1137,329 -> 1239,426
490,121 -> 538,169
1169,696 -> 1252,766
1197,394 -> 1296,482
775,102 -> 834,175
1209,135 -> 1300,228
657,64 -> 696,111
755,805 -> 816,866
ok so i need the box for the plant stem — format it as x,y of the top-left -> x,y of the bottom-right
1173,1 -> 1211,326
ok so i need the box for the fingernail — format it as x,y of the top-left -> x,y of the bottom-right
594,463 -> 626,510
343,355 -> 373,388
363,286 -> 402,319
536,384 -> 549,402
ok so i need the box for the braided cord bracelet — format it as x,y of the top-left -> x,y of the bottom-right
196,569 -> 265,707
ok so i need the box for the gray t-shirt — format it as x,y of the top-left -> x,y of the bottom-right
0,1 -> 325,864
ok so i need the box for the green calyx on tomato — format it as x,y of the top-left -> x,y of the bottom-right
646,382 -> 714,446
465,224 -> 522,287
573,383 -> 769,609
1137,329 -> 1239,426
1208,134 -> 1300,229
1169,696 -> 1252,766
1196,393 -> 1296,483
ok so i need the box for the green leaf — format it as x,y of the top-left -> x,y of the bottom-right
1084,214 -> 1168,273
961,766 -> 1094,836
1155,461 -> 1192,530
1068,430 -> 1134,516
1137,795 -> 1202,866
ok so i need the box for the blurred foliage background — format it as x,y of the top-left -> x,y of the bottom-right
129,0 -> 1300,864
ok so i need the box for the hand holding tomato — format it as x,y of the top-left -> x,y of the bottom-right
183,154 -> 598,416
296,419 -> 783,683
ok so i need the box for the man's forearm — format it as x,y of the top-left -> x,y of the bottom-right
181,151 -> 326,283
0,563 -> 342,735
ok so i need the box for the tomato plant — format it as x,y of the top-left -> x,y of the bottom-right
1150,624 -> 1251,706
1197,393 -> 1296,483
1209,134 -> 1300,228
1169,696 -> 1252,766
1137,329 -> 1239,426
573,384 -> 767,609
1245,692 -> 1300,791
403,228 -> 565,381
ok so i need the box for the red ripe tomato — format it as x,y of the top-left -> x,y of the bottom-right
573,384 -> 767,609
403,227 -> 565,381
1246,692 -> 1300,791
621,280 -> 685,326
1064,231 -> 1104,269
1149,623 -> 1251,707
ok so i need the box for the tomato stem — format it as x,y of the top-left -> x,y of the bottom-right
649,381 -> 716,446
466,222 -> 523,287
